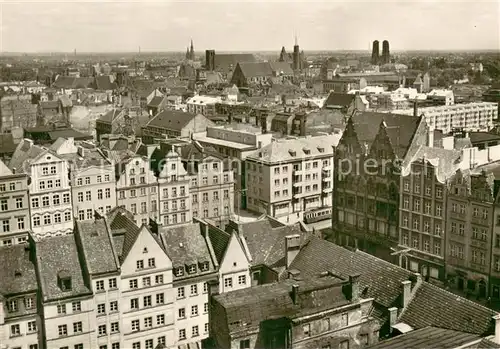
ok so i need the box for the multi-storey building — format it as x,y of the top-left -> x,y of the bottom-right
157,149 -> 191,227
186,95 -> 221,116
333,111 -> 429,263
0,159 -> 31,246
245,134 -> 340,222
491,174 -> 500,300
157,223 -> 218,347
49,138 -> 116,220
180,143 -> 234,226
116,155 -> 159,226
194,124 -> 273,210
141,110 -> 214,143
109,215 -> 175,349
397,146 -> 461,283
34,234 -> 95,349
74,219 -> 122,349
445,166 -> 499,299
0,244 -> 40,349
9,138 -> 73,238
208,275 -> 380,349
393,102 -> 498,134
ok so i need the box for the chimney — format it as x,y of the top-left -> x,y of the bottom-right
258,141 -> 262,149
285,234 -> 301,268
428,128 -> 434,147
401,280 -> 412,309
349,274 -> 361,302
77,146 -> 84,158
493,314 -> 500,344
388,307 -> 398,333
413,101 -> 418,117
291,284 -> 300,305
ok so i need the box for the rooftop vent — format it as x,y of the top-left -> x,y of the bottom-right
179,242 -> 184,248
14,270 -> 22,278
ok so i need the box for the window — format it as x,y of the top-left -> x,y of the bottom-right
110,301 -> 118,312
73,322 -> 82,333
11,324 -> 20,337
98,189 -> 103,200
98,303 -> 106,314
238,275 -> 246,285
224,277 -> 233,288
27,320 -> 37,332
63,193 -> 70,204
2,220 -> 10,232
86,209 -> 93,219
155,274 -> 164,284
303,323 -> 310,337
178,287 -> 185,298
133,343 -> 140,349
341,313 -> 349,326
204,302 -> 209,313
158,336 -> 166,345
42,196 -> 49,206
65,211 -> 71,221
145,339 -> 154,349
144,317 -> 153,329
72,301 -> 81,312
144,295 -> 152,307
55,179 -> 61,187
143,277 -> 151,287
240,340 -> 250,349
57,304 -> 66,314
156,292 -> 164,304
54,213 -> 61,223
25,297 -> 34,309
340,340 -> 349,349
191,284 -> 198,295
137,260 -> 144,269
188,264 -> 196,274
31,197 -> 39,208
179,329 -> 186,340
58,324 -> 68,336
96,280 -> 104,291
33,216 -> 40,227
192,325 -> 199,337
39,181 -> 45,190
203,282 -> 209,293
148,258 -> 156,268
109,278 -> 117,289
191,305 -> 199,316
131,320 -> 140,331
105,188 -> 111,198
178,308 -> 186,319
77,192 -> 83,202
15,197 -> 23,209
111,322 -> 119,333
130,298 -> 139,309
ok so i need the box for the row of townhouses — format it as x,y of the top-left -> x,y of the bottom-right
0,136 -> 234,245
331,106 -> 500,302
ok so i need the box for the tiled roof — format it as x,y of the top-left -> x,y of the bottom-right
207,225 -> 231,264
246,134 -> 341,163
237,62 -> 273,78
469,132 -> 500,144
324,92 -> 355,108
269,61 -> 294,75
48,129 -> 92,141
146,109 -> 198,131
290,237 -> 497,335
213,53 -> 258,73
353,111 -> 422,158
214,276 -> 348,334
229,218 -> 303,269
0,158 -> 12,175
36,234 -> 92,302
95,75 -> 117,91
107,207 -> 141,263
8,139 -> 47,174
399,282 -> 496,335
97,108 -> 124,123
0,244 -> 38,295
76,218 -> 120,275
158,223 -> 213,269
366,326 -> 481,349
40,100 -> 59,109
148,96 -> 165,108
402,145 -> 461,183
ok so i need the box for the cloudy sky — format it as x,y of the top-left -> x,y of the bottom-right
0,0 -> 498,52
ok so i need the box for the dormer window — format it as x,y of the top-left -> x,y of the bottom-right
289,150 -> 297,157
57,270 -> 72,291
200,262 -> 209,271
317,147 -> 325,153
303,148 -> 311,155
188,264 -> 197,274
175,267 -> 184,277
8,299 -> 18,312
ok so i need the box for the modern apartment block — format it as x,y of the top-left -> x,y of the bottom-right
0,159 -> 31,246
393,102 -> 498,134
116,155 -> 159,226
9,138 -> 74,239
157,149 -> 192,227
49,138 -> 117,220
245,134 -> 340,222
194,124 -> 273,210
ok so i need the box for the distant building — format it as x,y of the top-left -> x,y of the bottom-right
371,40 -> 380,65
230,62 -> 294,88
426,89 -> 455,106
186,95 -> 222,116
0,94 -> 38,133
204,50 -> 258,81
381,40 -> 390,65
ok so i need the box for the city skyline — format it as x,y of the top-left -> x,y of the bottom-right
0,0 -> 499,53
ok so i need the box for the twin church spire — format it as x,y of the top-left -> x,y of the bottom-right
185,39 -> 195,60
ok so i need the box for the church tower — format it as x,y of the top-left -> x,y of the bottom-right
293,34 -> 300,71
190,39 -> 195,60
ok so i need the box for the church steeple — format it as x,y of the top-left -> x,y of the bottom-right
189,39 -> 194,60
185,47 -> 190,60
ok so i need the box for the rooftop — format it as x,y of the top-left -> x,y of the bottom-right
146,109 -> 198,131
0,244 -> 38,296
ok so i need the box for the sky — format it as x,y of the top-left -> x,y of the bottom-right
0,0 -> 499,53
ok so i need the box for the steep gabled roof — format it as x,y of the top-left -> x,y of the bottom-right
207,225 -> 231,264
146,109 -> 198,131
237,62 -> 273,78
213,53 -> 258,73
324,92 -> 355,108
8,139 -> 47,174
106,207 -> 141,263
0,244 -> 37,296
